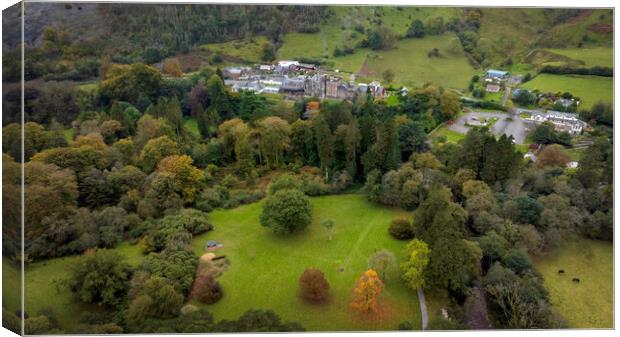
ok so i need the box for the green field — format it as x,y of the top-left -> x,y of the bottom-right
9,195 -> 422,331
191,194 -> 420,331
278,33 -> 327,60
545,47 -> 613,68
363,35 -> 475,89
521,74 -> 613,109
533,238 -> 613,328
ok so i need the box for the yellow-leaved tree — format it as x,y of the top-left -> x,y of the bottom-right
157,154 -> 205,203
350,269 -> 384,314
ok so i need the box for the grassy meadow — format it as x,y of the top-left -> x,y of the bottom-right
533,238 -> 613,328
545,47 -> 613,68
362,35 -> 475,89
521,74 -> 613,109
9,194 -> 423,331
201,36 -> 269,64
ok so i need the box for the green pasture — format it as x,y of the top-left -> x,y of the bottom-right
533,238 -> 613,328
363,35 -> 476,89
521,74 -> 612,109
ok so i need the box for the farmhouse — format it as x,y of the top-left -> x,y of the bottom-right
485,69 -> 510,81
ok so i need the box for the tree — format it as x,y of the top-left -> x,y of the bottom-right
139,136 -> 179,173
400,239 -> 430,290
162,58 -> 183,77
406,19 -> 425,38
389,218 -> 415,240
298,268 -> 330,303
156,155 -> 206,203
66,249 -> 131,308
321,219 -> 335,241
312,115 -> 334,180
366,27 -> 396,50
425,238 -> 482,291
368,249 -> 397,282
350,269 -> 384,314
100,63 -> 162,105
206,74 -> 232,120
290,120 -> 317,166
536,145 -> 570,168
260,189 -> 312,234
257,117 -> 291,168
439,91 -> 460,121
414,186 -> 466,245
261,41 -> 276,62
126,275 -> 184,323
398,120 -> 428,159
213,309 -> 304,332
141,249 -> 199,295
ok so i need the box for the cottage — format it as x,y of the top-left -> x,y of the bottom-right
485,69 -> 510,80
486,84 -> 501,93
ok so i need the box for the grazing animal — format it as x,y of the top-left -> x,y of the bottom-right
572,278 -> 580,283
558,270 -> 565,274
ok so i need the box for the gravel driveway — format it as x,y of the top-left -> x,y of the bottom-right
448,111 -> 533,144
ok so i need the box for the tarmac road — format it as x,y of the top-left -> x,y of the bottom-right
448,111 -> 533,144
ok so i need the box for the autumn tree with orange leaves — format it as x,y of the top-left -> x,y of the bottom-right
350,269 -> 384,314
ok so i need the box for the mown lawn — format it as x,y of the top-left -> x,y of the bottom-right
363,35 -> 476,89
545,47 -> 613,68
532,238 -> 613,328
521,74 -> 613,109
191,194 -> 421,331
430,125 -> 466,144
14,195 -> 422,331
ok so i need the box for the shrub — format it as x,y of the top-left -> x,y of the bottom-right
389,218 -> 415,240
191,272 -> 223,304
298,268 -> 330,303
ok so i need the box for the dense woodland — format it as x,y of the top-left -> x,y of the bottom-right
1,3 -> 614,334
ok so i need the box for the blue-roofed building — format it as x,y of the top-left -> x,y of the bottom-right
485,69 -> 510,80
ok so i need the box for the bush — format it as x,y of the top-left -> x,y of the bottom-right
389,218 -> 415,240
298,268 -> 330,303
191,272 -> 223,304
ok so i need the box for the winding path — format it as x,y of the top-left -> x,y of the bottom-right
417,288 -> 429,330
